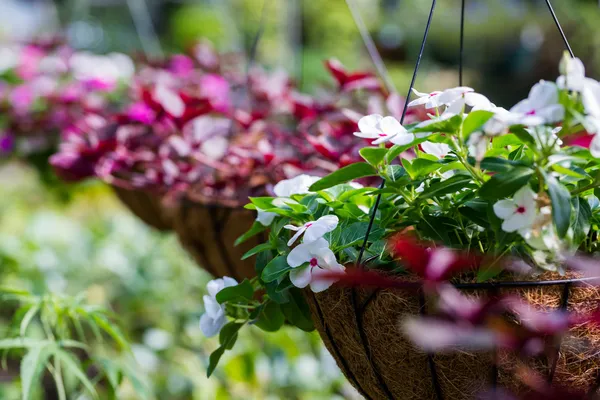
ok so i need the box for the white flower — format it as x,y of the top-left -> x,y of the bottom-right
70,52 -> 135,84
153,84 -> 185,118
510,81 -> 564,126
284,215 -> 338,246
483,107 -> 520,136
493,186 -> 537,232
256,207 -> 277,226
407,89 -> 444,109
421,141 -> 451,158
353,114 -> 414,145
286,238 -> 345,293
273,174 -> 321,197
199,277 -> 238,337
531,126 -> 563,152
518,206 -> 560,252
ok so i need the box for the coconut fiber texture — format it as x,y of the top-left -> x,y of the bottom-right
305,278 -> 600,400
113,187 -> 173,231
173,197 -> 262,281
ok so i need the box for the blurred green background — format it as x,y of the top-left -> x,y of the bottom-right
1,0 -> 600,398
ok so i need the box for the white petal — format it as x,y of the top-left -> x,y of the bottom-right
290,265 -> 313,289
582,80 -> 600,118
509,98 -> 531,115
256,209 -> 277,226
203,295 -> 224,319
309,268 -> 337,293
372,135 -> 393,145
537,104 -> 564,123
528,81 -> 558,109
200,313 -> 225,337
358,114 -> 383,134
201,136 -> 229,160
287,242 -> 313,268
222,276 -> 238,288
407,97 -> 429,107
591,133 -> 600,158
437,86 -> 473,105
273,174 -> 320,197
284,224 -> 303,231
353,131 -> 379,139
206,279 -> 225,297
389,132 -> 415,146
493,200 -> 517,219
502,214 -> 529,232
379,116 -> 403,136
465,92 -> 493,111
421,141 -> 450,158
513,186 -> 536,209
303,215 -> 339,243
287,226 -> 307,246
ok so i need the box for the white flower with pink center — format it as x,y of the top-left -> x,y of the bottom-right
509,81 -> 564,126
284,215 -> 339,246
353,114 -> 414,145
421,141 -> 451,158
286,238 -> 345,293
493,186 -> 537,233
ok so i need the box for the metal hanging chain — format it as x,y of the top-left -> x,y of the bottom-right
459,0 -> 466,86
126,0 -> 164,60
345,0 -> 397,94
356,0 -> 438,268
544,0 -> 574,58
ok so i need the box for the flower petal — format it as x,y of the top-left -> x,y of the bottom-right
290,265 -> 312,288
379,116 -> 403,136
493,200 -> 517,219
256,209 -> 276,226
502,214 -> 528,232
528,81 -> 558,109
287,242 -> 313,268
304,215 -> 339,243
358,114 -> 383,134
287,226 -> 307,246
389,132 -> 415,146
200,313 -> 225,337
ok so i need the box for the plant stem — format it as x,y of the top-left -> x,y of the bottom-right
53,356 -> 67,400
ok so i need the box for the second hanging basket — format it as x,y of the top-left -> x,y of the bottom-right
304,275 -> 600,400
112,187 -> 174,232
172,192 -> 261,281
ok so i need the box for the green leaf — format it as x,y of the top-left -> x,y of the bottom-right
385,136 -> 429,163
248,197 -> 274,210
418,175 -> 473,199
235,221 -> 267,246
280,289 -> 314,332
572,197 -> 592,245
254,302 -> 285,332
410,158 -> 443,178
20,303 -> 40,336
544,173 -> 572,238
265,280 -> 290,304
54,350 -> 98,399
219,322 -> 244,350
207,346 -> 226,378
241,242 -> 273,261
338,222 -> 385,248
410,114 -> 463,134
255,250 -> 273,276
478,167 -> 534,200
385,165 -> 408,182
359,147 -> 388,166
207,322 -> 245,377
21,344 -> 54,400
462,110 -> 494,137
309,163 -> 377,191
216,280 -> 254,304
89,314 -> 129,351
509,126 -> 536,145
480,157 -> 529,173
261,256 -> 291,283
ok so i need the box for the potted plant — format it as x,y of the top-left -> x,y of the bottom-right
202,53 -> 600,398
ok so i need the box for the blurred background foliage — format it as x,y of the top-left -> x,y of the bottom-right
1,0 -> 600,398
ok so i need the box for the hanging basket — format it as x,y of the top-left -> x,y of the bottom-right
305,276 -> 600,400
173,194 -> 262,281
112,187 -> 174,232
